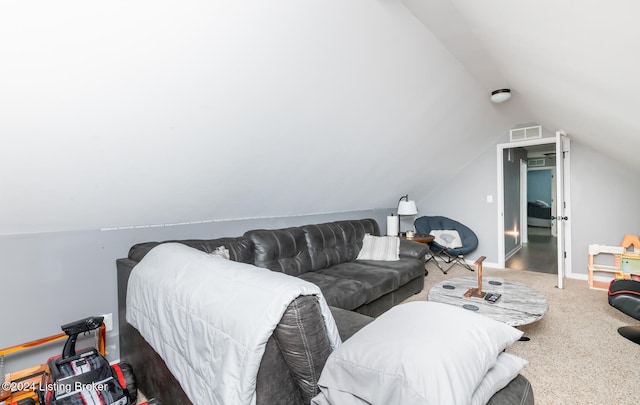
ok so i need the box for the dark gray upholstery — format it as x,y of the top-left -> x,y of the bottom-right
298,271 -> 367,310
329,306 -> 374,341
273,295 -> 333,403
316,262 -> 399,304
117,218 -> 533,404
245,227 -> 313,276
487,374 -> 534,405
240,219 -> 426,315
334,218 -> 380,260
302,223 -> 351,271
127,236 -> 254,264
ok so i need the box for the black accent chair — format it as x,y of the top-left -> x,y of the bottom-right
414,216 -> 479,274
608,278 -> 640,344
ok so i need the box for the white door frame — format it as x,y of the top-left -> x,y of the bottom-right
519,159 -> 528,244
555,132 -> 571,288
496,136 -> 572,287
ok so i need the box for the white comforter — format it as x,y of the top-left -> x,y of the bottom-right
126,243 -> 341,405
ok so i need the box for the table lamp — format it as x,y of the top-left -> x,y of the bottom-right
397,194 -> 418,236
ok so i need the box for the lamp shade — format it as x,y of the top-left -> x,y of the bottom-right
398,200 -> 418,216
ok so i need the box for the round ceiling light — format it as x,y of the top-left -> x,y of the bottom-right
490,88 -> 511,103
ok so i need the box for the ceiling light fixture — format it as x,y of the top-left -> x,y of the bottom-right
490,88 -> 511,104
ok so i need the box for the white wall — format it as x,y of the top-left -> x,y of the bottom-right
415,137 -> 501,262
569,141 -> 640,276
0,0 -> 517,235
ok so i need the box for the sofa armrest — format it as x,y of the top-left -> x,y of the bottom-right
399,239 -> 429,260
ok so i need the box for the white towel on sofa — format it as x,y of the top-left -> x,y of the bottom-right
126,243 -> 341,405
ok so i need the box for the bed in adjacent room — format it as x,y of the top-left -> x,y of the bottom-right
527,200 -> 552,228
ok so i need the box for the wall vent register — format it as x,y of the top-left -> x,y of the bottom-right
510,125 -> 542,142
527,158 -> 545,167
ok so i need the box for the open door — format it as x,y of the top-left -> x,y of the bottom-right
554,131 -> 571,289
497,133 -> 572,285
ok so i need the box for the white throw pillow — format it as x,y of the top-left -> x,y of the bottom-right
430,229 -> 463,248
470,352 -> 528,405
314,301 -> 523,405
356,234 -> 399,261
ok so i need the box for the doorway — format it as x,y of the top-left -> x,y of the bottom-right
496,133 -> 571,288
507,154 -> 557,274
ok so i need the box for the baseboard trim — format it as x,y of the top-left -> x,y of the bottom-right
505,245 -> 522,261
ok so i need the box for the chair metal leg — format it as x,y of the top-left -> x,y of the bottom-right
425,247 -> 447,273
618,326 -> 640,344
439,252 -> 475,274
429,250 -> 450,274
454,256 -> 476,272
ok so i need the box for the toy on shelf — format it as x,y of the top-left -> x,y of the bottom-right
620,234 -> 640,281
621,234 -> 640,252
587,234 -> 640,290
587,244 -> 624,290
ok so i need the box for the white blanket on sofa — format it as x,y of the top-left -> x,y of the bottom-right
126,243 -> 341,405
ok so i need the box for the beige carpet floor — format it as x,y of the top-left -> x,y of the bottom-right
402,261 -> 640,405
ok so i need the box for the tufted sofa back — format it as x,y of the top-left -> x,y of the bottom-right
243,227 -> 313,276
128,236 -> 254,264
334,219 -> 380,260
245,219 -> 380,275
127,219 -> 381,277
302,223 -> 351,271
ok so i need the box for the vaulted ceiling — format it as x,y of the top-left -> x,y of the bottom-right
1,1 -> 637,235
404,0 -> 640,172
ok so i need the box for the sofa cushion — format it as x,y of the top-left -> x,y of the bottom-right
317,262 -> 399,304
398,239 -> 430,260
298,272 -> 367,310
302,223 -> 351,271
361,258 -> 425,286
329,306 -> 374,341
245,228 -> 312,276
335,219 -> 380,260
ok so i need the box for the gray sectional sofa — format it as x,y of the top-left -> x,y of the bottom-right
116,218 -> 534,404
122,218 -> 427,318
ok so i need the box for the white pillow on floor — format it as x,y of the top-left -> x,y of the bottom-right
314,301 -> 524,405
470,352 -> 528,405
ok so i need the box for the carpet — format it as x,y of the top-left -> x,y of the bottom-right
402,261 -> 640,405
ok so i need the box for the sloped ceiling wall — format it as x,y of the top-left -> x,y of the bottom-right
405,0 -> 640,172
0,1 -> 526,235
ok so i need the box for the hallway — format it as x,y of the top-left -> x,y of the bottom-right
506,226 -> 557,274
